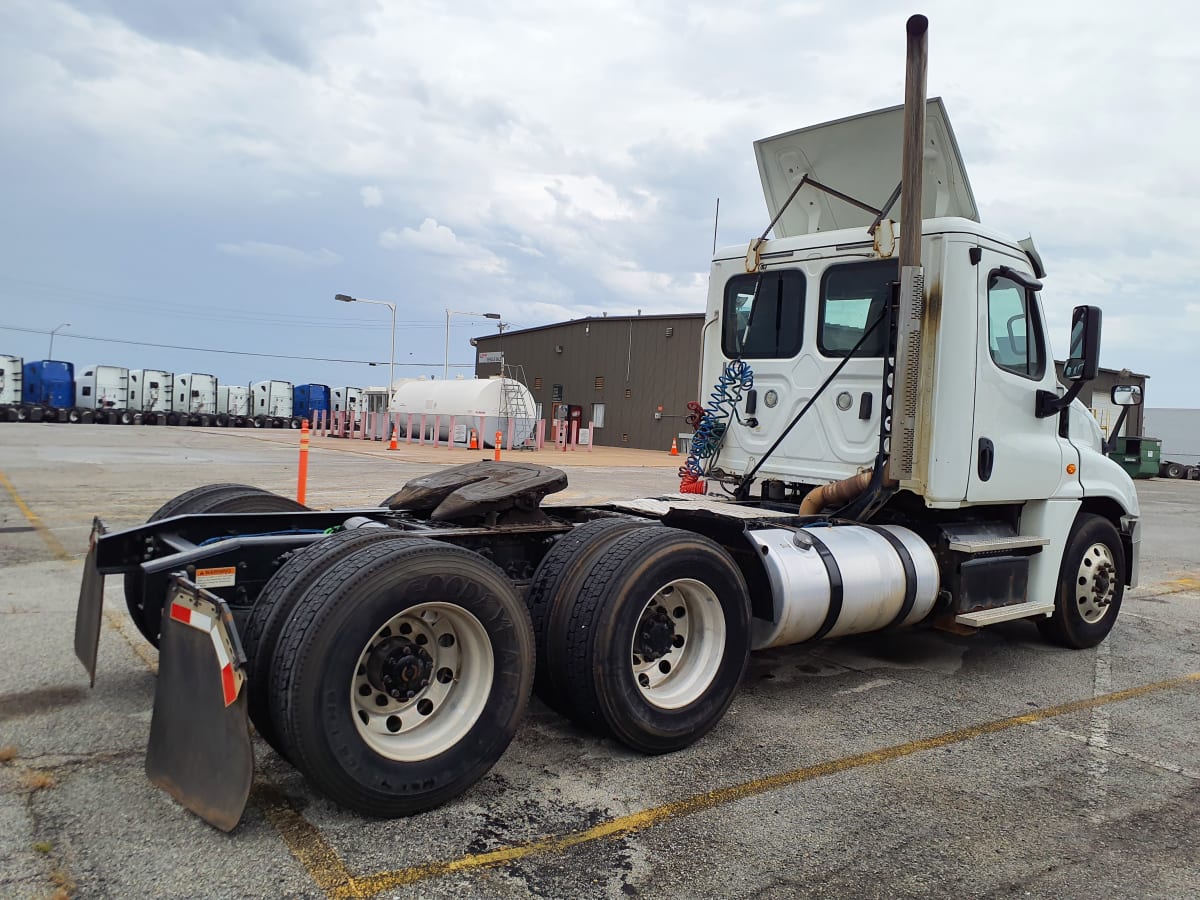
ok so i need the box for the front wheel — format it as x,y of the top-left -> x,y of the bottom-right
270,540 -> 534,816
1037,514 -> 1124,649
548,526 -> 751,754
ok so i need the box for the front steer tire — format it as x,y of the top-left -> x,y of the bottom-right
550,526 -> 751,754
269,540 -> 534,817
1036,513 -> 1125,649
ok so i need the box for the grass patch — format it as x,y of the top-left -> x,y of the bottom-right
33,840 -> 54,854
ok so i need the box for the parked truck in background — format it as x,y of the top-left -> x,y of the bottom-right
0,355 -> 23,420
75,16 -> 1142,833
292,384 -> 331,423
217,384 -> 251,427
76,365 -> 135,424
22,360 -> 75,422
250,379 -> 300,428
170,373 -> 218,426
129,369 -> 174,423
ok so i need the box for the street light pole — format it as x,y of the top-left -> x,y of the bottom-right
335,294 -> 396,408
444,309 -> 501,379
48,323 -> 70,358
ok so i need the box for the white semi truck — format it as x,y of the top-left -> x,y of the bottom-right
170,373 -> 219,425
75,16 -> 1140,832
0,355 -> 21,420
217,384 -> 252,426
129,369 -> 174,423
250,379 -> 301,428
76,365 -> 134,424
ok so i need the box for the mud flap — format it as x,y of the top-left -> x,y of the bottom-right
74,517 -> 108,687
146,577 -> 254,832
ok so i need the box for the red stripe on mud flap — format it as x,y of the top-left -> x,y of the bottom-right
169,603 -> 192,626
221,663 -> 237,707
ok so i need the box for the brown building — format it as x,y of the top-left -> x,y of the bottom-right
473,314 -> 704,451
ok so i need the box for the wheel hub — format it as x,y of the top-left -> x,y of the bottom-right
367,637 -> 433,701
635,606 -> 677,662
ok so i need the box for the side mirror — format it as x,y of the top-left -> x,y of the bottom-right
1111,384 -> 1142,406
1063,305 -> 1101,382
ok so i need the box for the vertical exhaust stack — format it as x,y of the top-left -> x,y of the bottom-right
887,14 -> 930,487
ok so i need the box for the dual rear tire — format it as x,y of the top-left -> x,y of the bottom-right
530,521 -> 751,754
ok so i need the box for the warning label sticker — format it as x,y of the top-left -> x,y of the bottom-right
195,566 -> 237,589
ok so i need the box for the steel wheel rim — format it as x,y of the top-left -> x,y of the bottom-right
630,578 -> 726,710
1076,542 -> 1118,624
351,601 -> 494,761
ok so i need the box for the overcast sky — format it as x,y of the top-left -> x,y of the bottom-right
1,1 -> 1196,406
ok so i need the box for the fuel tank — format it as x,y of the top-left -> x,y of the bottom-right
747,524 -> 939,649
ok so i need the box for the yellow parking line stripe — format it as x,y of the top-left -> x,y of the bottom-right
336,672 -> 1200,898
0,468 -> 72,562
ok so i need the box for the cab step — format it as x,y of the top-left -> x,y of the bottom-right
947,534 -> 1049,553
954,601 -> 1054,627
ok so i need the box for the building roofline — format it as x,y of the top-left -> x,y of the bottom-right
474,312 -> 704,341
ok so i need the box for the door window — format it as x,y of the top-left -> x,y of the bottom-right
722,270 -> 805,358
987,274 -> 1045,379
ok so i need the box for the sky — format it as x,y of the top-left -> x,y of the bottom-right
0,1 -> 1197,405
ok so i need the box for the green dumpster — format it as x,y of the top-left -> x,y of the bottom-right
1107,436 -> 1162,479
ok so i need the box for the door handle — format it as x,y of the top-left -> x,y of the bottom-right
978,437 -> 995,481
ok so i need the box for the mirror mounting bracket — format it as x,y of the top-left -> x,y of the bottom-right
1036,380 -> 1086,419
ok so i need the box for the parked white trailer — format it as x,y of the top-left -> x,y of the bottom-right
218,385 -> 251,425
251,380 -> 297,428
74,17 -> 1144,833
0,355 -> 22,419
129,370 -> 173,422
76,366 -> 133,423
172,374 -> 218,425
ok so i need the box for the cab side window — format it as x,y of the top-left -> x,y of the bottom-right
987,273 -> 1045,379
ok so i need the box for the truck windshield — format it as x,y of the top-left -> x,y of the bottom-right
721,270 -> 805,359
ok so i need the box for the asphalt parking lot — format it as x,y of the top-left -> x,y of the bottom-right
1,424 -> 1197,899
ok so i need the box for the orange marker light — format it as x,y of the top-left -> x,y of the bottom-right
1066,464 -> 1077,475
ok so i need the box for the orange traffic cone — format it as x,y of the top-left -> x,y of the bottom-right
669,435 -> 679,456
469,429 -> 478,450
389,426 -> 398,451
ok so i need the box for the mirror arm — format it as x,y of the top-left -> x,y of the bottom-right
1103,406 -> 1132,454
1036,379 -> 1087,419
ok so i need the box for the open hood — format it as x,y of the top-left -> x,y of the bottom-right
754,97 -> 978,238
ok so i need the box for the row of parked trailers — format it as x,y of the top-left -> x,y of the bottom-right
0,356 -> 363,428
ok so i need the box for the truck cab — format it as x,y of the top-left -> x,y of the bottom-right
696,99 -> 1139,623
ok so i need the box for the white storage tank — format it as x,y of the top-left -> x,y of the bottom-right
389,378 -> 536,447
218,385 -> 251,417
129,370 -> 173,413
174,374 -> 218,416
252,380 -> 294,421
76,365 -> 130,410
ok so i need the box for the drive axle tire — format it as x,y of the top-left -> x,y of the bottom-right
269,540 -> 534,817
123,484 -> 307,646
1037,514 -> 1125,649
549,526 -> 751,754
525,516 -> 654,712
243,527 -> 416,756
119,410 -> 134,425
1163,462 -> 1183,479
253,415 -> 266,428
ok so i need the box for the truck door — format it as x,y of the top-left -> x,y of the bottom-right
966,250 -> 1066,501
